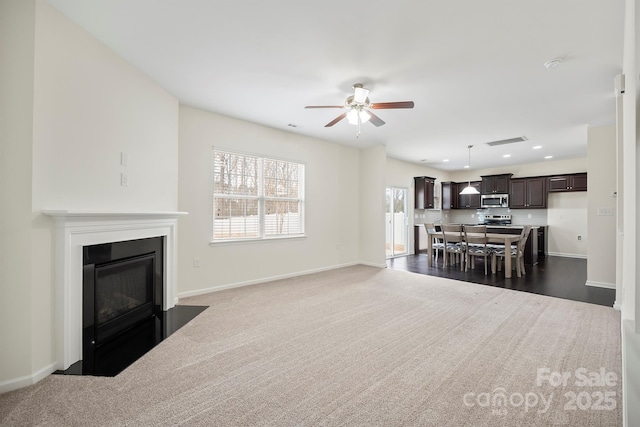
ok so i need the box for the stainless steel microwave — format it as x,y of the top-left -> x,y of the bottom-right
480,194 -> 509,208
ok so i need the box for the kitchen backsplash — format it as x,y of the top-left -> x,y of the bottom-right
414,208 -> 548,226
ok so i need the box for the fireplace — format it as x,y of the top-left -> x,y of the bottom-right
44,210 -> 188,372
82,237 -> 163,374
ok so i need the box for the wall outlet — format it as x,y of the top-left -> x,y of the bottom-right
577,236 -> 582,241
193,257 -> 200,267
120,173 -> 128,187
597,207 -> 614,216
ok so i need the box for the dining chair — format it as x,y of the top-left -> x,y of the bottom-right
424,223 -> 445,262
492,225 -> 531,277
464,225 -> 492,275
441,224 -> 465,270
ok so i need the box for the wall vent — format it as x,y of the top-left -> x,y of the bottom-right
486,136 -> 528,146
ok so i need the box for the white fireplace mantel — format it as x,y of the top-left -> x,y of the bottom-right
44,210 -> 188,370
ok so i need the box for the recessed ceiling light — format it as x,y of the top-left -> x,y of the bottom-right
544,155 -> 553,159
533,145 -> 542,149
443,159 -> 450,162
464,165 -> 470,169
544,58 -> 563,69
503,154 -> 511,158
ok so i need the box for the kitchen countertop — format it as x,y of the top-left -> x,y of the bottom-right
484,225 -> 542,229
414,224 -> 546,228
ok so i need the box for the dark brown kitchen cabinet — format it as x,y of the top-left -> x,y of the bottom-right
481,174 -> 512,194
510,177 -> 547,208
537,226 -> 546,258
457,181 -> 482,208
414,176 -> 436,209
441,181 -> 481,209
547,173 -> 587,192
441,181 -> 458,210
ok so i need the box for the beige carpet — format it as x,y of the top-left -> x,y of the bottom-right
0,265 -> 622,426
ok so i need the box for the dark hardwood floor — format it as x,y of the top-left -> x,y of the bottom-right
387,254 -> 616,307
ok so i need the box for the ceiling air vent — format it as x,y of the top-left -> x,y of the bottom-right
486,136 -> 528,146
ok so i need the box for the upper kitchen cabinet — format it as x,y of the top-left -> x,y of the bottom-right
510,177 -> 547,208
547,173 -> 588,192
414,176 -> 436,209
481,174 -> 513,194
441,181 -> 481,209
457,181 -> 482,209
441,181 -> 458,210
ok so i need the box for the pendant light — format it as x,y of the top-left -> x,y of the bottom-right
459,145 -> 480,195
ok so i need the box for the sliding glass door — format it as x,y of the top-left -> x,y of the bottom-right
386,187 -> 409,258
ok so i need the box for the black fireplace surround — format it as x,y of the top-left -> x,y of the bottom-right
82,237 -> 164,376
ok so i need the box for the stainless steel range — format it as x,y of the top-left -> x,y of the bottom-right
482,214 -> 512,225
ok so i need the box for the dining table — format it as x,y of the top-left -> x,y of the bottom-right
425,230 -> 522,278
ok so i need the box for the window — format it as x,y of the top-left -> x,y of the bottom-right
212,149 -> 305,241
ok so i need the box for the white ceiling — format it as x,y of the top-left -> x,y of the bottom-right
47,0 -> 624,171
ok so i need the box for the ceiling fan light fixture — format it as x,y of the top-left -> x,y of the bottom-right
347,109 -> 370,125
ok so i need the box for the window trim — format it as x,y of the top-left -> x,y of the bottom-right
211,147 -> 306,243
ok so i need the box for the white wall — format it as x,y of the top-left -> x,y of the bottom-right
359,145 -> 387,267
0,0 -> 36,386
586,125 -> 617,287
0,0 -> 179,391
386,157 -> 452,252
177,106 -> 361,296
32,2 -> 179,211
621,0 -> 640,424
448,157 -> 588,182
546,192 -> 588,257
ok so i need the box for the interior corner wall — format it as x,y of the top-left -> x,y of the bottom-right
177,106 -> 361,296
32,1 -> 179,212
621,1 -> 639,425
0,0 -> 179,392
621,0 -> 637,323
386,157 -> 452,253
586,125 -> 617,287
0,0 -> 36,388
359,145 -> 387,267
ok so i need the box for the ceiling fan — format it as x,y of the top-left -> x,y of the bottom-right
305,83 -> 414,137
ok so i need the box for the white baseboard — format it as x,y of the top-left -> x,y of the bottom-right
360,261 -> 388,268
0,362 -> 57,394
585,280 -> 616,290
177,261 -> 372,299
547,252 -> 587,259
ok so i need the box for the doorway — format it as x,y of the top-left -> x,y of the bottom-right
386,187 -> 409,258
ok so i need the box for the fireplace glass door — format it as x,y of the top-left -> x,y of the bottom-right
94,254 -> 155,344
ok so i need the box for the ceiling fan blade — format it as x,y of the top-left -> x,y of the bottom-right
325,113 -> 347,127
305,105 -> 344,109
367,111 -> 386,127
371,101 -> 415,109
